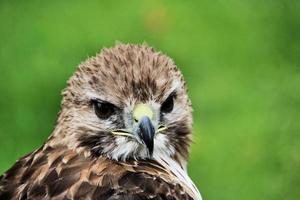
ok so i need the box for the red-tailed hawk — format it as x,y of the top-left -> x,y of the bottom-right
0,43 -> 202,200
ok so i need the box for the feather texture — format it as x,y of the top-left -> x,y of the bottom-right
0,145 -> 196,199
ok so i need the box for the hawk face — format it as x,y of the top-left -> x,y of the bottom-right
51,44 -> 192,165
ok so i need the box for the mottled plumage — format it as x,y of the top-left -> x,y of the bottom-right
0,43 -> 202,200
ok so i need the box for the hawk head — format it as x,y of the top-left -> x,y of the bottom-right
50,44 -> 193,167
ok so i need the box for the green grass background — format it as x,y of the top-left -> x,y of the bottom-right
0,0 -> 299,199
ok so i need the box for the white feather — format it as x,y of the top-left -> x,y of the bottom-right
154,153 -> 203,200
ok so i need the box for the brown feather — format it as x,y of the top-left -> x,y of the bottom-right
1,145 -> 194,199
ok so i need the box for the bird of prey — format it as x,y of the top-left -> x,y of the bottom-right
0,43 -> 202,200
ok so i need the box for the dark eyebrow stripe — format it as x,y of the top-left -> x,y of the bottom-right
91,98 -> 110,104
90,98 -> 119,109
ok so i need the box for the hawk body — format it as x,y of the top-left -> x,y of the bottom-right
0,44 -> 202,200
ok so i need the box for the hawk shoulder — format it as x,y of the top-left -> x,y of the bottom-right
0,145 -> 194,200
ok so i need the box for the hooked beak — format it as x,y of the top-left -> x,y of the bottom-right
133,104 -> 155,156
137,116 -> 155,156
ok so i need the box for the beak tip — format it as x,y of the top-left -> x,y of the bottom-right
147,142 -> 154,157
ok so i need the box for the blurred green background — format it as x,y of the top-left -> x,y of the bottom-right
0,0 -> 299,199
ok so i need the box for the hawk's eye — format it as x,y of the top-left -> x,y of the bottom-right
161,93 -> 175,113
92,100 -> 115,119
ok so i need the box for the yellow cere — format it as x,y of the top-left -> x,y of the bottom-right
133,104 -> 154,121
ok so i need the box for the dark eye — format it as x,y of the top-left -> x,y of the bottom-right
161,93 -> 175,113
92,100 -> 115,119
